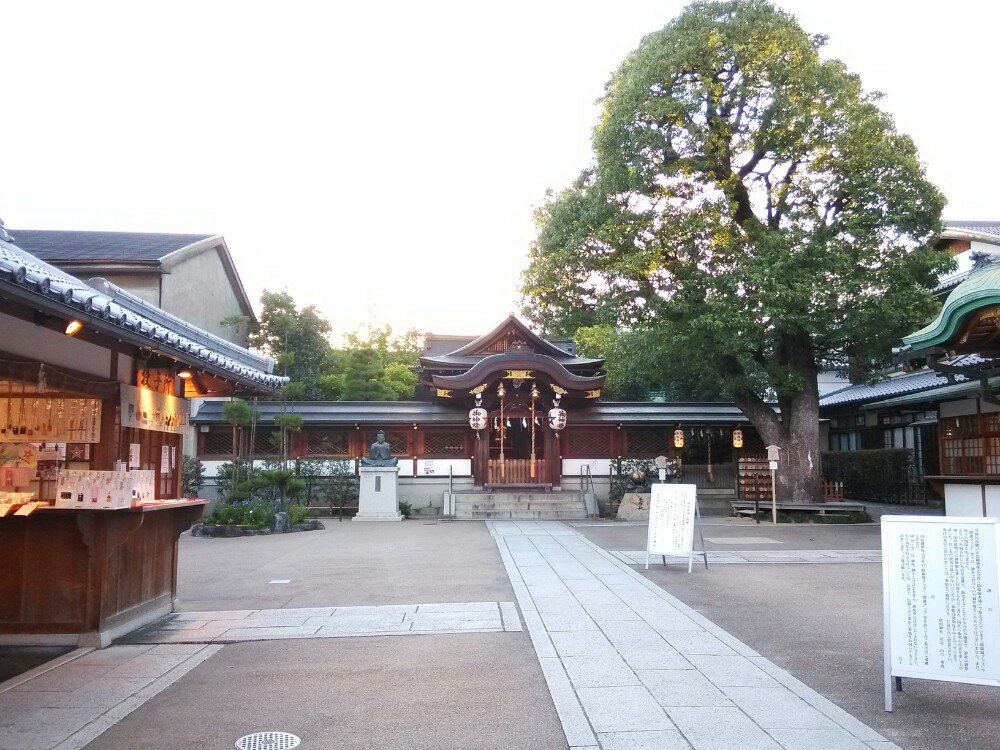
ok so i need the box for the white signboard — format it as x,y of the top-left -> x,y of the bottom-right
120,383 -> 189,434
647,483 -> 698,572
882,515 -> 1000,711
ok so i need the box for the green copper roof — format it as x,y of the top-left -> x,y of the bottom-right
904,265 -> 1000,351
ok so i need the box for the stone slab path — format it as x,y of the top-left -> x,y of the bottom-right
0,644 -> 219,750
123,601 -> 522,644
611,550 -> 882,566
490,520 -> 900,750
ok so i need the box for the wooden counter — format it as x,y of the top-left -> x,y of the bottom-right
0,501 -> 206,647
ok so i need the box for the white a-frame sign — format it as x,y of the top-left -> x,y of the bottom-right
881,515 -> 1000,711
646,483 -> 708,573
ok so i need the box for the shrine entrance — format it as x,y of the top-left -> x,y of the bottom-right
486,410 -> 547,485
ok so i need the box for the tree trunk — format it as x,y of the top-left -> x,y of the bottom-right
729,349 -> 823,504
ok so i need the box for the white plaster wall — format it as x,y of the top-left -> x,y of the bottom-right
563,458 -> 613,477
0,311 -> 112,378
161,248 -> 249,345
415,458 -> 471,476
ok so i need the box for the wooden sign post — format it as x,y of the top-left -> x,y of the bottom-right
766,444 -> 780,524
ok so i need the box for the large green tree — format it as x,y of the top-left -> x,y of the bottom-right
521,0 -> 949,502
250,290 -> 335,400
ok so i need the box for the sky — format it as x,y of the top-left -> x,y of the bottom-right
3,1 -> 999,340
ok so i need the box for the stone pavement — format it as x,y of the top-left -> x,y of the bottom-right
490,520 -> 901,750
123,601 -> 522,644
0,644 -> 219,750
611,550 -> 882,565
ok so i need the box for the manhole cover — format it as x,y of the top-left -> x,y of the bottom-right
235,732 -> 301,750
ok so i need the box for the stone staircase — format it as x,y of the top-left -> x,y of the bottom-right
453,491 -> 592,520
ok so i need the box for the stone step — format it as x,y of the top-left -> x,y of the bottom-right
454,492 -> 589,520
459,508 -> 590,520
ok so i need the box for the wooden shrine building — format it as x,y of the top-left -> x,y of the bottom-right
193,316 -> 766,517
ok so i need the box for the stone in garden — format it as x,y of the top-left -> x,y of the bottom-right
617,492 -> 651,521
274,511 -> 289,533
291,523 -> 311,532
220,524 -> 244,538
308,519 -> 325,531
190,524 -> 203,537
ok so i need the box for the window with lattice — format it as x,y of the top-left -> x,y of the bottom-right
626,428 -> 669,456
307,429 -> 350,455
201,429 -> 233,456
422,431 -> 468,456
253,429 -> 281,456
367,430 -> 408,455
567,429 -> 612,457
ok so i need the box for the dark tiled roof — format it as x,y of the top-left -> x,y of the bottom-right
819,368 -> 970,408
192,400 -> 754,425
944,221 -> 1000,240
8,230 -> 214,263
0,238 -> 286,392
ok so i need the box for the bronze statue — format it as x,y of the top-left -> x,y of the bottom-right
361,429 -> 397,466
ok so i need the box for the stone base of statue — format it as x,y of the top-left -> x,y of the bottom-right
354,466 -> 403,522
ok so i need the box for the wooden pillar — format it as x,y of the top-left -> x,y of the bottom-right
474,428 -> 489,487
545,427 -> 560,488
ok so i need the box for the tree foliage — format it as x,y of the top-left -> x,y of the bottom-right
521,0 -> 949,501
247,292 -> 421,401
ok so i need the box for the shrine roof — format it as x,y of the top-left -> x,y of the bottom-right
420,315 -> 603,369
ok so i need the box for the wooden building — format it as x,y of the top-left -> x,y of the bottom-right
193,316 -> 763,517
0,228 -> 284,646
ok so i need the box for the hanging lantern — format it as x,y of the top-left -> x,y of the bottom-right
732,428 -> 744,449
469,407 -> 488,431
673,429 -> 684,448
548,406 -> 567,432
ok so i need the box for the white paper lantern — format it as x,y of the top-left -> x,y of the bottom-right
469,407 -> 488,431
548,407 -> 567,431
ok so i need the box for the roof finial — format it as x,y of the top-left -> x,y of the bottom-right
0,217 -> 12,243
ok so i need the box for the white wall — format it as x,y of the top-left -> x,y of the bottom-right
0,311 -> 112,378
161,248 -> 249,345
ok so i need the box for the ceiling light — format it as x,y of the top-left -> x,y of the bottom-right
178,370 -> 193,379
65,320 -> 83,336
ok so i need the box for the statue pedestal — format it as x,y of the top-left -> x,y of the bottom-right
355,466 -> 403,522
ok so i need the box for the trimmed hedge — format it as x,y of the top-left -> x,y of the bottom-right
822,449 -> 915,502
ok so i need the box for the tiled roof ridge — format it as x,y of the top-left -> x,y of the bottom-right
0,238 -> 286,391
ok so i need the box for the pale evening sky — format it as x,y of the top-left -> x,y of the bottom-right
2,1 -> 997,340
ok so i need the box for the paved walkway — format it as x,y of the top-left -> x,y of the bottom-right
124,601 -> 522,644
611,550 -> 882,565
0,644 -> 219,750
490,520 -> 900,750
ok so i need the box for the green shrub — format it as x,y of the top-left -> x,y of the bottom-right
180,456 -> 205,498
398,500 -> 412,518
229,469 -> 306,506
822,449 -> 914,502
204,499 -> 278,529
288,504 -> 310,525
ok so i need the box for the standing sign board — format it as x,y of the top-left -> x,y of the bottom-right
881,515 -> 1000,711
646,483 -> 706,573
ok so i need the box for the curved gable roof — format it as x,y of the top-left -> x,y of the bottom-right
904,265 -> 1000,351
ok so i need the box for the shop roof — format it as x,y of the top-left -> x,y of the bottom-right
191,400 -> 754,426
6,229 -> 214,263
0,237 -> 287,394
